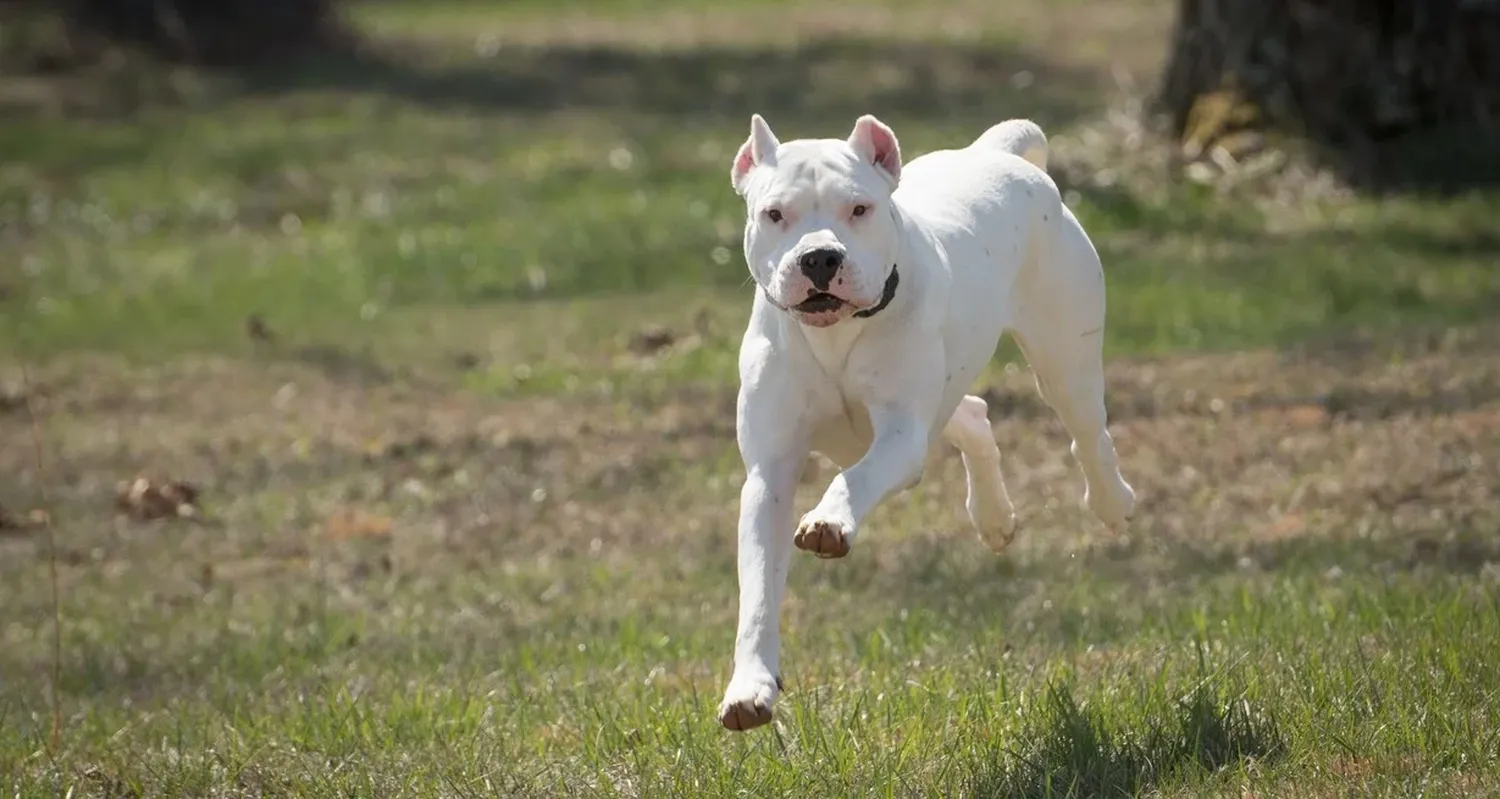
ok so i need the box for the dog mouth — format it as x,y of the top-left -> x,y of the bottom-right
793,293 -> 848,314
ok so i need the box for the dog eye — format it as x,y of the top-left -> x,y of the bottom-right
852,204 -> 869,218
766,208 -> 784,223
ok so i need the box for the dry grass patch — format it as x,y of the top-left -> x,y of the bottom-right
4,327 -> 1496,592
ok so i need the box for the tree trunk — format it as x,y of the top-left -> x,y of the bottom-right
1155,0 -> 1500,152
4,0 -> 349,68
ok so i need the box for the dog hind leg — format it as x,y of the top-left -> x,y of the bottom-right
1011,209 -> 1136,533
942,394 -> 1019,552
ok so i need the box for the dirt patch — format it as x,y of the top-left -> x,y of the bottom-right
2,332 -> 1496,589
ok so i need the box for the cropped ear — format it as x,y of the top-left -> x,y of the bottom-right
731,114 -> 780,195
847,114 -> 902,184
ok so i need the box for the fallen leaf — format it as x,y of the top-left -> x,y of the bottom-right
1267,513 -> 1305,538
245,313 -> 275,343
0,504 -> 47,536
114,476 -> 200,521
629,324 -> 677,355
0,385 -> 27,413
1286,404 -> 1329,428
323,508 -> 394,542
0,503 -> 23,534
451,351 -> 482,371
81,764 -> 139,798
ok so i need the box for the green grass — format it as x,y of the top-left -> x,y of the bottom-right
4,0 -> 1493,368
5,492 -> 1499,796
3,0 -> 1500,796
7,96 -> 1498,366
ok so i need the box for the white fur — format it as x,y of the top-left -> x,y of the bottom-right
717,114 -> 1136,732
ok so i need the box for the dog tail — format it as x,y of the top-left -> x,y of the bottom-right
975,119 -> 1048,171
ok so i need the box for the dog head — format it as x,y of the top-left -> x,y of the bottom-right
731,114 -> 903,328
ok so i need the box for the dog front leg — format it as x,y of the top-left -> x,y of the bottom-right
794,403 -> 928,559
718,394 -> 807,732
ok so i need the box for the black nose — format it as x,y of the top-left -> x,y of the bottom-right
797,248 -> 844,290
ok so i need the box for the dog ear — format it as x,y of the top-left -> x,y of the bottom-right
732,114 -> 780,195
847,115 -> 902,184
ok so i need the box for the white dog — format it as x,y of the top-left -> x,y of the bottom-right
715,113 -> 1137,732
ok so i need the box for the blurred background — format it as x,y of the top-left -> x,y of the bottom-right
2,0 -> 1499,796
4,0 -> 1498,358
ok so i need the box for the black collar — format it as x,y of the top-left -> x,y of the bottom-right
853,265 -> 900,319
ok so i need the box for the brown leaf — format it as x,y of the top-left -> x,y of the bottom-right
0,504 -> 48,536
1286,404 -> 1329,428
245,313 -> 275,343
323,508 -> 394,542
0,385 -> 27,414
0,503 -> 22,534
114,476 -> 200,521
1268,513 -> 1305,538
629,324 -> 677,355
81,764 -> 139,798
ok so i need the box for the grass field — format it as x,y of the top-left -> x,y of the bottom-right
3,0 -> 1500,796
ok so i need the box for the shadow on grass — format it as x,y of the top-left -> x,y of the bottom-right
1074,173 -> 1500,259
1,4 -> 1104,132
1311,123 -> 1500,198
977,320 -> 1500,425
229,36 -> 1101,130
1155,521 -> 1500,583
859,502 -> 1499,643
963,680 -> 1284,798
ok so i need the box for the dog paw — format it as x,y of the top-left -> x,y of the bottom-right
977,513 -> 1020,554
967,492 -> 1019,554
795,514 -> 853,559
717,671 -> 783,732
1087,479 -> 1136,535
